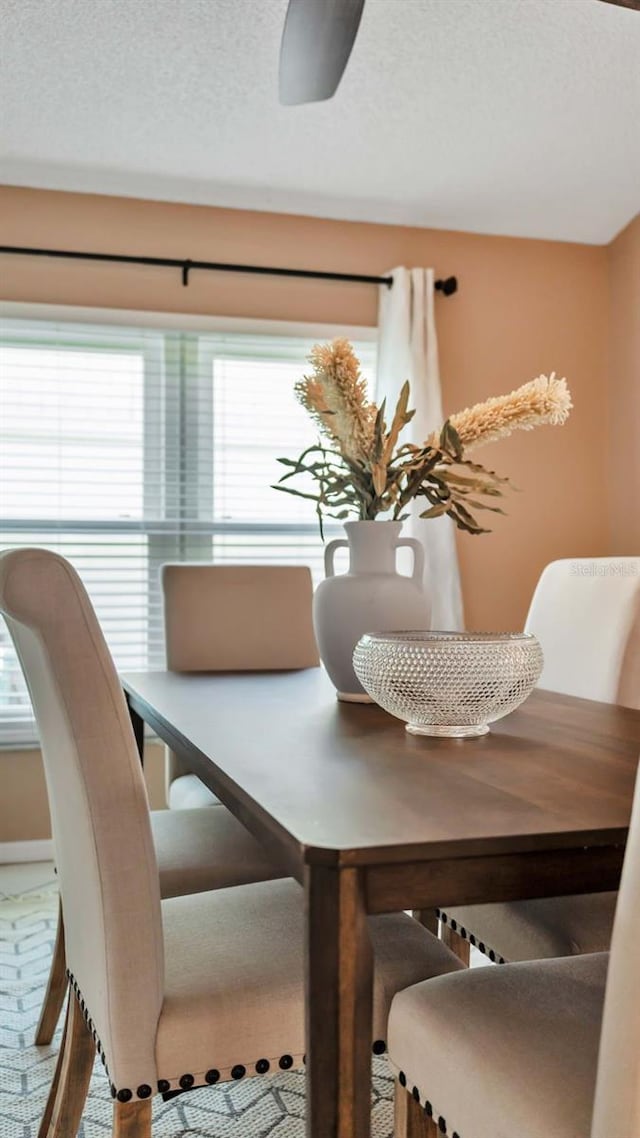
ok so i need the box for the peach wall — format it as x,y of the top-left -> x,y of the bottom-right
0,744 -> 167,843
0,185 -> 610,631
608,214 -> 640,554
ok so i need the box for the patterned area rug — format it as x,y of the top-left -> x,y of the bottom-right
0,870 -> 394,1138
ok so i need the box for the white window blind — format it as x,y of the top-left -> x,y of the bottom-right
0,315 -> 376,745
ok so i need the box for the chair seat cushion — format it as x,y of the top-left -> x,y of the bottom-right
443,892 -> 616,961
168,772 -> 221,809
388,952 -> 607,1138
151,807 -> 285,899
155,878 -> 464,1092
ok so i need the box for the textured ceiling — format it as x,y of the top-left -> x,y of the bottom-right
1,0 -> 639,243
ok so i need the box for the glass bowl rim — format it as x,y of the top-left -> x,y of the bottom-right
356,630 -> 539,647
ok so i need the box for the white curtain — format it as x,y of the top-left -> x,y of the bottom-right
377,267 -> 464,630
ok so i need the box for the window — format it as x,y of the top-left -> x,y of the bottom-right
0,314 -> 376,745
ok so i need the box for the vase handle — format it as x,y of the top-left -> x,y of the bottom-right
324,538 -> 349,578
395,537 -> 425,584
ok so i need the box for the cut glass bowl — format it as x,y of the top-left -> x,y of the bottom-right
352,630 -> 543,738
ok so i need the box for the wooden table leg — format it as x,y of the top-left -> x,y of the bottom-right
305,865 -> 373,1138
125,691 -> 145,766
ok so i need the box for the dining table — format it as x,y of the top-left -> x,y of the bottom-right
121,667 -> 640,1138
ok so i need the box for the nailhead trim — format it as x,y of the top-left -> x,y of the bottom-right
67,971 -> 112,1089
148,1050 -> 310,1096
436,915 -> 507,965
397,1074 -> 463,1138
68,970 -> 386,1101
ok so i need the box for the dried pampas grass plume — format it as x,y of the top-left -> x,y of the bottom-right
276,341 -> 574,538
431,373 -> 572,452
294,338 -> 377,462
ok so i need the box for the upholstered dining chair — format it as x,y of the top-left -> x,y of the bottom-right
0,549 -> 462,1138
438,556 -> 640,967
162,563 -> 319,809
390,758 -> 640,1138
35,561 -> 318,1044
35,805 -> 285,1046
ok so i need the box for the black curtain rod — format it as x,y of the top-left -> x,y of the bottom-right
0,244 -> 458,296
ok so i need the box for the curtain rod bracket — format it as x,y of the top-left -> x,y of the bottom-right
182,260 -> 192,287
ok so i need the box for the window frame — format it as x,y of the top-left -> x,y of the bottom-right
0,302 -> 377,748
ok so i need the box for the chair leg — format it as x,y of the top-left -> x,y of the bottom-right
37,996 -> 69,1138
440,923 -> 471,966
35,896 -> 68,1045
411,910 -> 439,935
113,1099 -> 153,1137
45,989 -> 95,1137
394,1082 -> 437,1137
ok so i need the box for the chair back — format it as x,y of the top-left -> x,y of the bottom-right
162,564 -> 319,787
525,558 -> 640,708
0,549 -> 164,1092
591,760 -> 640,1137
162,563 -> 319,671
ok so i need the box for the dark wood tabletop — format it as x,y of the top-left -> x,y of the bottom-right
122,668 -> 640,1138
123,667 -> 639,867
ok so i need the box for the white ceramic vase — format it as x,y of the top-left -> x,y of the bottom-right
313,520 -> 430,701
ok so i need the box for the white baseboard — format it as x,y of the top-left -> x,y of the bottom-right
0,839 -> 54,865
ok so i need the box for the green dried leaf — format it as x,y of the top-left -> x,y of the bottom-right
447,501 -> 491,535
371,462 -> 388,497
272,484 -> 321,503
383,381 -> 412,464
419,501 -> 450,520
440,420 -> 463,462
464,499 -> 507,515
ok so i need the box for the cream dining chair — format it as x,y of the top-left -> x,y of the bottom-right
161,563 -> 320,809
35,805 -> 285,1045
0,548 -> 462,1138
32,564 -> 313,1045
390,756 -> 640,1138
438,556 -> 640,966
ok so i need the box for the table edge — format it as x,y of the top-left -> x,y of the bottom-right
123,675 -> 632,870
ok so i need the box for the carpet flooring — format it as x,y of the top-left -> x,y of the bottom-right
0,866 -> 395,1138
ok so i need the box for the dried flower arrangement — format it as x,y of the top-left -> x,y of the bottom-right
274,339 -> 572,537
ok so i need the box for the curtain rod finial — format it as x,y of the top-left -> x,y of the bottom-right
435,276 -> 457,297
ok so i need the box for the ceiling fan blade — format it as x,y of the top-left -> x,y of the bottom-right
595,0 -> 640,9
279,0 -> 366,106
